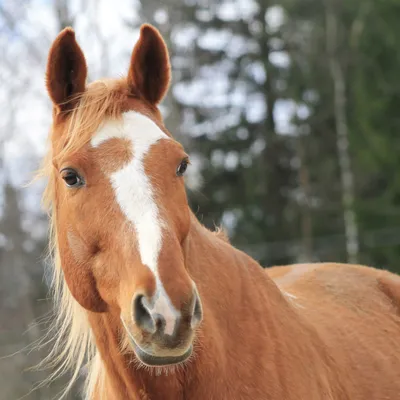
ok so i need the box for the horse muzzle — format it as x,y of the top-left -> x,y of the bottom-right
121,287 -> 203,366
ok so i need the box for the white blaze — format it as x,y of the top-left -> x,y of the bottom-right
91,111 -> 179,335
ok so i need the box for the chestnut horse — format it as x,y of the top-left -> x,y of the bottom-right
41,24 -> 400,399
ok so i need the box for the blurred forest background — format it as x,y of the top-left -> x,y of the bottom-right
1,0 -> 400,398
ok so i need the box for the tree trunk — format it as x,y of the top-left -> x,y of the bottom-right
325,0 -> 359,263
297,135 -> 313,261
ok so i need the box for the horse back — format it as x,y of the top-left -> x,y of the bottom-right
268,262 -> 400,399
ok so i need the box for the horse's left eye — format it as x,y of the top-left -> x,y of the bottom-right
177,158 -> 189,177
61,168 -> 85,188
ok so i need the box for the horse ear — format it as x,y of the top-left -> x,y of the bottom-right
46,28 -> 87,112
127,24 -> 171,105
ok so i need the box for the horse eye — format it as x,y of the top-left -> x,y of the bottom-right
177,158 -> 189,177
60,168 -> 84,188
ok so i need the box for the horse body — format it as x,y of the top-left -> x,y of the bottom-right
41,24 -> 400,399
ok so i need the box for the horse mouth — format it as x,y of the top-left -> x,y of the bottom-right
130,338 -> 193,366
121,317 -> 193,366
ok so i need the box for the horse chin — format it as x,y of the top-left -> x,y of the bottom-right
129,337 -> 193,367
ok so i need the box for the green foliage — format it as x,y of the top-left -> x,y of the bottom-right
348,0 -> 400,272
164,0 -> 400,271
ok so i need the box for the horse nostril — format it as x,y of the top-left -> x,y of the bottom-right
133,294 -> 156,334
191,291 -> 203,329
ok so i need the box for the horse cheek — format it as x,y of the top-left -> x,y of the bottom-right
59,232 -> 108,313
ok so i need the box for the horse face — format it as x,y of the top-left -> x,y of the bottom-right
46,25 -> 202,367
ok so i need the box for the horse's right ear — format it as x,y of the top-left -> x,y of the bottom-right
46,28 -> 87,113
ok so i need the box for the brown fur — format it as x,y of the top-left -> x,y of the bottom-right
268,263 -> 400,399
42,25 -> 400,399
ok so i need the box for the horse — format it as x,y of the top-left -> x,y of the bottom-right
40,24 -> 400,399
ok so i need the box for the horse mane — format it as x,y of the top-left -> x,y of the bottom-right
213,226 -> 230,243
37,80 -> 126,399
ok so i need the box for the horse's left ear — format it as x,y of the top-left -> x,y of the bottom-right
128,24 -> 171,105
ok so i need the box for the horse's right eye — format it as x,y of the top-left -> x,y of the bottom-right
60,168 -> 85,188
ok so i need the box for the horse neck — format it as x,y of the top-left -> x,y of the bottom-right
185,211 -> 296,327
184,216 -> 341,396
87,212 -> 328,399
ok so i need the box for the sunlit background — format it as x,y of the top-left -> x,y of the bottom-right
1,0 -> 400,398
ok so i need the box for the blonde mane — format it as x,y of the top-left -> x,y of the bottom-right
37,80 -> 126,399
